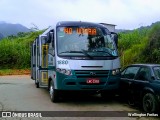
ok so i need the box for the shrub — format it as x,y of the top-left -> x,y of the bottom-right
0,31 -> 43,69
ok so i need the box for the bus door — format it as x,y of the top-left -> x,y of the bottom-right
31,41 -> 36,80
38,35 -> 49,87
36,37 -> 40,84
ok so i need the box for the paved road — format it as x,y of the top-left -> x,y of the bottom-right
0,75 -> 159,120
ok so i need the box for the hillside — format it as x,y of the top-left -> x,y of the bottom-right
118,21 -> 160,68
116,21 -> 160,34
0,21 -> 30,39
0,33 -> 3,39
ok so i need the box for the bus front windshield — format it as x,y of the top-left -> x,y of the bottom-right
57,26 -> 118,58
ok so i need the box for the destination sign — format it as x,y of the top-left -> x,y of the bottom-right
63,28 -> 97,35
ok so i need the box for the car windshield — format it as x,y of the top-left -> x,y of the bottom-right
57,26 -> 118,58
153,66 -> 160,80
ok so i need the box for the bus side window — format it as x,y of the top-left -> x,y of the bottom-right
48,54 -> 54,66
48,30 -> 55,56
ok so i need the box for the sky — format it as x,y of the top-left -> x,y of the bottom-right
0,0 -> 160,30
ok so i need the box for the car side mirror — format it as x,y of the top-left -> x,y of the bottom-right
151,76 -> 155,80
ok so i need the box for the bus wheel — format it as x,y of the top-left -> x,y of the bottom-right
35,80 -> 39,88
143,93 -> 158,112
49,80 -> 59,103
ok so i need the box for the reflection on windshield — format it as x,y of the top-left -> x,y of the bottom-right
57,26 -> 118,57
153,67 -> 160,80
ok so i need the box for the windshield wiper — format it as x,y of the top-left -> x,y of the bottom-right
93,50 -> 114,57
59,51 -> 81,54
59,50 -> 93,59
81,49 -> 93,59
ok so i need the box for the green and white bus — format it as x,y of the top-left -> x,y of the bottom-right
31,21 -> 120,102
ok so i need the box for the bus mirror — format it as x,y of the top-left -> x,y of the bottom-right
47,32 -> 54,43
111,32 -> 118,48
50,32 -> 54,48
50,32 -> 54,42
41,36 -> 47,44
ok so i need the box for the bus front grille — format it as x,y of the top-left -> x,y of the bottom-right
74,70 -> 109,78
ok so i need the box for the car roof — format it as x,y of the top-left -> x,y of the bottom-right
130,64 -> 160,67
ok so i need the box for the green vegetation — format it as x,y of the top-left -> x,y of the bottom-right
0,31 -> 43,69
119,22 -> 160,68
0,69 -> 30,75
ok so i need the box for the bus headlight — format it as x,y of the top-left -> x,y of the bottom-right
56,68 -> 61,72
112,69 -> 120,75
61,69 -> 66,74
65,70 -> 71,75
56,68 -> 72,76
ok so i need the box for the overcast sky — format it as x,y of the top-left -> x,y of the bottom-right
0,0 -> 160,30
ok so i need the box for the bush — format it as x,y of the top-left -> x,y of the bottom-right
143,24 -> 160,63
119,23 -> 160,68
0,31 -> 43,69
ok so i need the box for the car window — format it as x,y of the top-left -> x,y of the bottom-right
121,68 -> 126,76
122,66 -> 140,79
135,67 -> 150,81
153,66 -> 160,80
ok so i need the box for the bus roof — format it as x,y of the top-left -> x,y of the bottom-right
41,21 -> 113,36
56,21 -> 106,28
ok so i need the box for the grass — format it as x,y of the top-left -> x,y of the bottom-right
0,69 -> 30,76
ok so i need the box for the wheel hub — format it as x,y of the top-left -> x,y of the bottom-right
145,97 -> 152,111
50,85 -> 53,99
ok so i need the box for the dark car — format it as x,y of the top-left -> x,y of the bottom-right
119,64 -> 160,112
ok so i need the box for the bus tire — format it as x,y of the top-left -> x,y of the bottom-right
35,80 -> 39,88
49,80 -> 59,103
143,93 -> 158,112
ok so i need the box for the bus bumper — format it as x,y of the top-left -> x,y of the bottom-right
55,72 -> 120,91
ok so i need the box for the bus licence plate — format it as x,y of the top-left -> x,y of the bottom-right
86,78 -> 100,84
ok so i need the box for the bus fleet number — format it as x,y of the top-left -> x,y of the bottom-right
57,60 -> 68,65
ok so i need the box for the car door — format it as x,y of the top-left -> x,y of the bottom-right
152,66 -> 160,94
120,66 -> 140,98
132,66 -> 151,102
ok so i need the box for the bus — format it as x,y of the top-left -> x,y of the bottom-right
31,21 -> 120,102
